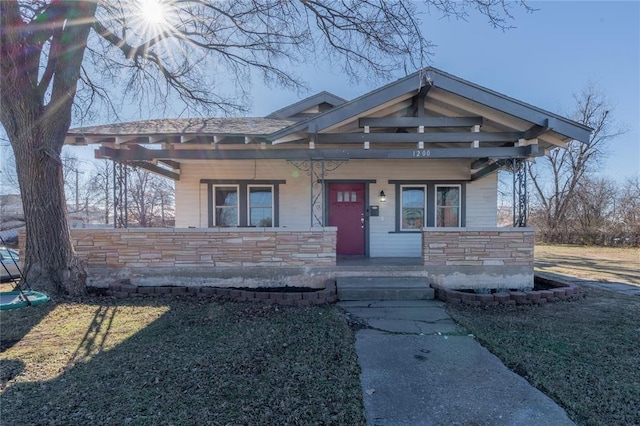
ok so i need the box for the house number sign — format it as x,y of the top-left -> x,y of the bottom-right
411,149 -> 431,158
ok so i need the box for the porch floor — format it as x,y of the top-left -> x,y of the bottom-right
336,257 -> 422,267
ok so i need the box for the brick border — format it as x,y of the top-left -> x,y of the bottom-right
91,280 -> 338,306
431,279 -> 584,307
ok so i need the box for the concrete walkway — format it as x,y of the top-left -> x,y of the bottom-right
339,300 -> 575,426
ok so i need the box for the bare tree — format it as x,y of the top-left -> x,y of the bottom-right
614,176 -> 640,245
527,84 -> 625,243
0,0 -> 529,295
127,168 -> 174,227
86,160 -> 113,225
569,176 -> 617,244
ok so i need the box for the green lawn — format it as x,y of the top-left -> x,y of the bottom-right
0,297 -> 365,425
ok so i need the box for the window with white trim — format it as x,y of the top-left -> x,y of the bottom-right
435,185 -> 461,227
401,186 -> 426,230
248,186 -> 273,227
214,186 -> 239,227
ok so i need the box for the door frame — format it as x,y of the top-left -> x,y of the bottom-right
324,180 -> 376,257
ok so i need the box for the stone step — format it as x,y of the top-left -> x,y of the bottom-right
337,276 -> 434,301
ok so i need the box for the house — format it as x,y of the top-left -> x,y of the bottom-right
65,67 -> 591,290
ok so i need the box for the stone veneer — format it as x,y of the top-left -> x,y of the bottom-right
20,227 -> 337,288
422,227 -> 535,290
69,227 -> 336,268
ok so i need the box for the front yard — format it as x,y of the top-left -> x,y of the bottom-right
0,297 -> 365,425
448,245 -> 640,425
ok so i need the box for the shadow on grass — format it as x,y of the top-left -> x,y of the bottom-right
0,301 -> 55,352
535,253 -> 640,284
0,297 -> 365,425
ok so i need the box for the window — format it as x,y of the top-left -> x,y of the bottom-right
401,186 -> 425,230
391,181 -> 465,231
248,186 -> 273,227
214,186 -> 238,227
205,180 -> 283,227
435,185 -> 461,227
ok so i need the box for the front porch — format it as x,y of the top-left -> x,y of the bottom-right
35,226 -> 535,291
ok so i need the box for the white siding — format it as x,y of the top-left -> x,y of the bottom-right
465,173 -> 498,227
175,158 -> 498,257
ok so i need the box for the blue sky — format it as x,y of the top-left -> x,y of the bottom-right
246,1 -> 640,182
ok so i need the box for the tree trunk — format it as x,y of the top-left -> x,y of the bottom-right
13,129 -> 87,296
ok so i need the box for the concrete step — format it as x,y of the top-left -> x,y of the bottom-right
337,276 -> 434,301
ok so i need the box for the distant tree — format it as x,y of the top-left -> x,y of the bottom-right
528,84 -> 625,243
0,0 -> 529,295
127,168 -> 174,227
568,176 -> 617,244
86,160 -> 113,225
614,176 -> 640,245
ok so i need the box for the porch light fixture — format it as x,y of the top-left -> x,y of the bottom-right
379,190 -> 386,203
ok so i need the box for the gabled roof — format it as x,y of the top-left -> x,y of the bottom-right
265,91 -> 347,119
267,67 -> 592,145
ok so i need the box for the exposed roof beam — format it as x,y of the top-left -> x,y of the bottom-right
97,145 -> 539,162
359,116 -> 483,128
317,131 -> 523,144
471,158 -> 490,169
471,163 -> 501,181
159,159 -> 180,170
412,83 -> 430,117
524,118 -> 556,139
129,161 -> 180,180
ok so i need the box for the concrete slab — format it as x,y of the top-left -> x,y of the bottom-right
339,300 -> 447,309
356,330 -> 575,426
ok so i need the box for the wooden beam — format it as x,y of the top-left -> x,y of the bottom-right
359,116 -> 483,128
471,163 -> 501,181
129,161 -> 180,180
317,131 -> 523,144
524,118 -> 556,139
97,145 -> 539,161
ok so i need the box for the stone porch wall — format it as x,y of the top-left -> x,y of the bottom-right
422,227 -> 535,290
69,227 -> 336,268
21,227 -> 337,288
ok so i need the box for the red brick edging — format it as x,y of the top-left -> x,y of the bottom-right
95,280 -> 338,306
431,282 -> 584,307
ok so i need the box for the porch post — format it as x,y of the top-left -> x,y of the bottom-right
113,161 -> 129,228
512,158 -> 528,227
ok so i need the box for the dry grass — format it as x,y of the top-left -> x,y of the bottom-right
0,297 -> 365,425
535,244 -> 640,285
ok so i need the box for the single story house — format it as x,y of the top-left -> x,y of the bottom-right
65,67 -> 591,290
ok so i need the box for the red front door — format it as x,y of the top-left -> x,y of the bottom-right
328,183 -> 366,256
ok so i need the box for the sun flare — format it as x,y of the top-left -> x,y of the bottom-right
140,0 -> 167,24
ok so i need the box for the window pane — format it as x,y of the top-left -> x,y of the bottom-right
437,187 -> 459,207
436,186 -> 460,227
402,208 -> 424,229
250,208 -> 272,227
249,187 -> 272,207
351,192 -> 357,202
216,187 -> 237,207
402,187 -> 424,208
216,207 -> 238,227
344,191 -> 350,202
402,187 -> 425,230
215,187 -> 238,226
437,207 -> 459,227
249,187 -> 273,227
337,192 -> 343,202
